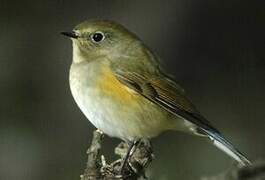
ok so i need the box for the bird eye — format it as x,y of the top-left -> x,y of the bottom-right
91,31 -> 105,43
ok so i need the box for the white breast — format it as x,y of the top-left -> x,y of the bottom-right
69,61 -> 135,140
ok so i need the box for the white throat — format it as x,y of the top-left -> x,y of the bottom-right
72,41 -> 87,63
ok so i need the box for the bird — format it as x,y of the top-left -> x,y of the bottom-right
61,19 -> 251,167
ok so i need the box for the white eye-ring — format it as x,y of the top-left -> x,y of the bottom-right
90,31 -> 105,43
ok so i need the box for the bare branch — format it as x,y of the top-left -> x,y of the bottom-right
80,130 -> 104,180
80,130 -> 153,180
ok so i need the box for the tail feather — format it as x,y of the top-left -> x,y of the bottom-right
155,100 -> 252,166
203,129 -> 251,166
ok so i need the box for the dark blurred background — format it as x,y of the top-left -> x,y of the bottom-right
0,0 -> 264,179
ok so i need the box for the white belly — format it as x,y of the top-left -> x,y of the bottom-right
69,62 -> 127,139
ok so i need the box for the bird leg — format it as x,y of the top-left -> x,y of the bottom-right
119,140 -> 140,175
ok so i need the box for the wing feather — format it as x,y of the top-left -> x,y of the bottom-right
113,70 -> 214,130
112,69 -> 251,166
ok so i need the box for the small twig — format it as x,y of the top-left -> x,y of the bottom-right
201,161 -> 265,180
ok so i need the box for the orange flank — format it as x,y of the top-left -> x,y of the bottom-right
96,66 -> 140,103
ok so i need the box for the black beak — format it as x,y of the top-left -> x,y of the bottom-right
60,31 -> 78,39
